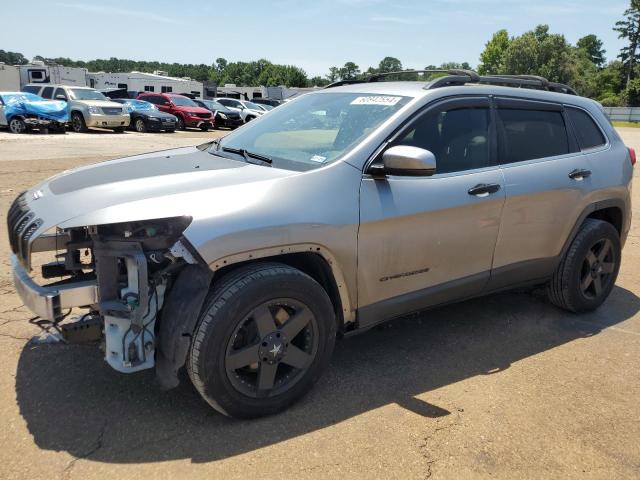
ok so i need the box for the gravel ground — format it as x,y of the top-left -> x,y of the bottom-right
0,128 -> 638,480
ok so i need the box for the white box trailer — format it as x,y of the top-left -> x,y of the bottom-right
18,64 -> 87,88
87,71 -> 204,98
0,63 -> 20,91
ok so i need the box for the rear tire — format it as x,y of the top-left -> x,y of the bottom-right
176,116 -> 185,130
548,219 -> 621,313
188,262 -> 336,418
71,112 -> 87,133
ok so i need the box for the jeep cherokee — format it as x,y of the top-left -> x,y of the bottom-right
8,70 -> 633,418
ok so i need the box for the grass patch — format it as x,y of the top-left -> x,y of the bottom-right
613,121 -> 640,128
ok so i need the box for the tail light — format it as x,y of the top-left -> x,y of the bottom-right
629,147 -> 637,167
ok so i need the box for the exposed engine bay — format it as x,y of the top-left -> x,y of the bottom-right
11,212 -> 197,374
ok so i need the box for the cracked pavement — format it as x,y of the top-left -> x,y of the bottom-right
0,128 -> 639,479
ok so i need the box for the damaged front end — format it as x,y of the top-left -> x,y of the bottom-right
9,191 -> 206,377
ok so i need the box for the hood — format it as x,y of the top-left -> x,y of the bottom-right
27,146 -> 297,231
174,106 -> 212,115
80,99 -> 127,108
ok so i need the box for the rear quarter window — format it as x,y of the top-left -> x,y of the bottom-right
22,85 -> 41,95
566,107 -> 606,150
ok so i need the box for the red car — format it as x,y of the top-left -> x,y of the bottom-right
136,93 -> 214,131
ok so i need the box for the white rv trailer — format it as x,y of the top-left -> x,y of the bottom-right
18,63 -> 88,88
86,71 -> 204,97
0,64 -> 20,90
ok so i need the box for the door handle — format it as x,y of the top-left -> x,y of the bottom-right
568,168 -> 592,180
468,183 -> 501,197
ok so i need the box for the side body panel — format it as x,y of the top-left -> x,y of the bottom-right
357,168 -> 505,327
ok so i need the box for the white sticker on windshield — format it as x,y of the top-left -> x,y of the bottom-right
350,96 -> 402,106
310,155 -> 327,163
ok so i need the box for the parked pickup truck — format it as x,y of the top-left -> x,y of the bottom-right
0,91 -> 69,133
22,84 -> 130,133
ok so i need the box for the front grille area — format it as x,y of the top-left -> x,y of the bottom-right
196,113 -> 211,119
7,192 -> 42,266
102,107 -> 123,115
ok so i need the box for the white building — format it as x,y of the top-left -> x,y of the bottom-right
0,63 -> 20,90
18,62 -> 88,87
87,71 -> 204,97
215,84 -> 318,101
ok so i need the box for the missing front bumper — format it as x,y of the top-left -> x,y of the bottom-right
10,254 -> 98,321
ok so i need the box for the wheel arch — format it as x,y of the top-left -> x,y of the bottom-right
209,244 -> 355,328
561,198 -> 627,260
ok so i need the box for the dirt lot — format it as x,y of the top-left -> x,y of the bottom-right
0,128 -> 639,480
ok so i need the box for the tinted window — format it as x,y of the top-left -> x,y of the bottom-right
22,85 -> 41,94
144,85 -> 154,92
41,86 -> 54,99
498,109 -> 569,163
567,107 -> 606,150
395,107 -> 491,173
54,88 -> 67,100
161,86 -> 173,93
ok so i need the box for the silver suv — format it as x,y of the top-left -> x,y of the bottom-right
8,71 -> 634,418
22,84 -> 130,133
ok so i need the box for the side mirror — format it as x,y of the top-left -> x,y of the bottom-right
55,95 -> 66,101
372,145 -> 437,177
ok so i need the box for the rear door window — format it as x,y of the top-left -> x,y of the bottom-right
566,107 -> 606,150
497,108 -> 569,163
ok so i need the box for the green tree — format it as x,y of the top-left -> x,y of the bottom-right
478,29 -> 510,74
0,50 -> 29,65
501,25 -> 575,83
378,56 -> 402,73
614,0 -> 640,86
309,76 -> 329,87
326,66 -> 340,82
576,34 -> 606,68
339,62 -> 360,80
215,57 -> 228,71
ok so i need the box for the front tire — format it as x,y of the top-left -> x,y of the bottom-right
134,118 -> 147,133
548,219 -> 621,313
188,262 -> 336,418
8,117 -> 26,134
71,112 -> 87,133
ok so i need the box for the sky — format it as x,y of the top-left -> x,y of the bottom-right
0,0 -> 630,77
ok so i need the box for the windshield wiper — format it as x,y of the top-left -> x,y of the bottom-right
221,146 -> 272,165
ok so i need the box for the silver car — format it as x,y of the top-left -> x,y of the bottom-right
8,71 -> 634,418
22,84 -> 130,133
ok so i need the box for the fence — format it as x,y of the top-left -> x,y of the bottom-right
601,107 -> 640,123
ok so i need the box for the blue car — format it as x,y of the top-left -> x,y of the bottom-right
111,98 -> 178,133
0,92 -> 69,133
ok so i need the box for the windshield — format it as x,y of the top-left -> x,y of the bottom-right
203,100 -> 225,110
125,100 -> 156,111
259,104 -> 274,111
69,88 -> 108,101
213,92 -> 411,171
170,96 -> 197,107
244,101 -> 262,110
1,92 -> 43,103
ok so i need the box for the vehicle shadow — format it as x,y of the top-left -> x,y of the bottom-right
15,286 -> 640,464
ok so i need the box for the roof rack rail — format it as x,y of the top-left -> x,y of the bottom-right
476,75 -> 577,95
324,68 -> 577,95
324,69 -> 477,89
